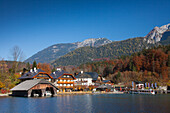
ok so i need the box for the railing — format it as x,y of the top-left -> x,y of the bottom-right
57,86 -> 74,88
57,81 -> 74,84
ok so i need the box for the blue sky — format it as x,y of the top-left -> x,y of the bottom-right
0,0 -> 170,61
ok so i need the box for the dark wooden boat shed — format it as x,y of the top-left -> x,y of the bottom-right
10,79 -> 58,97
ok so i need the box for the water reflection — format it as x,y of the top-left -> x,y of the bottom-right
85,94 -> 93,112
0,94 -> 170,113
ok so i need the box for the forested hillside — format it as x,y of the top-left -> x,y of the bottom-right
69,45 -> 170,86
25,38 -> 112,63
52,37 -> 151,66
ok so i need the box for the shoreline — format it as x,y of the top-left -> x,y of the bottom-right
1,92 -> 169,97
0,93 -> 11,97
56,91 -> 124,96
0,91 -> 124,97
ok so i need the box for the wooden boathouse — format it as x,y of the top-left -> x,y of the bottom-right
10,79 -> 58,97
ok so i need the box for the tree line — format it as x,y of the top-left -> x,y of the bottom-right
52,37 -> 149,66
65,45 -> 170,86
0,45 -> 169,93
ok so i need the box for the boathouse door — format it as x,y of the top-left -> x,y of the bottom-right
45,87 -> 55,96
31,89 -> 42,97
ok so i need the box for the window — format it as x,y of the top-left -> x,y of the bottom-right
60,84 -> 62,86
64,84 -> 66,86
71,84 -> 73,86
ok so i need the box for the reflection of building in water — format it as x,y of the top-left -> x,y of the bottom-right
85,94 -> 93,112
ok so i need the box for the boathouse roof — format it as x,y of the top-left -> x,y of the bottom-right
10,79 -> 57,91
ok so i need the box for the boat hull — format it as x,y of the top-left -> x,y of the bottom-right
130,90 -> 155,95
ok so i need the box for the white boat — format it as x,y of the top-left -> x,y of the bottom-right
46,91 -> 52,96
130,89 -> 155,95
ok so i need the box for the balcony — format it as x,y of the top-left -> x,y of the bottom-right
57,86 -> 74,88
57,81 -> 74,84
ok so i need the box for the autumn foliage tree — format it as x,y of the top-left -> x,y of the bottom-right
37,63 -> 51,74
133,55 -> 142,72
76,45 -> 170,84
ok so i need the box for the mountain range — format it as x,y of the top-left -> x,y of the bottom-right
25,23 -> 170,66
25,38 -> 112,63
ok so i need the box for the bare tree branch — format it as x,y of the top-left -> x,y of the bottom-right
10,46 -> 25,73
11,46 -> 24,62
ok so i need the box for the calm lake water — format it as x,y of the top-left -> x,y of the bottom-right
0,94 -> 170,113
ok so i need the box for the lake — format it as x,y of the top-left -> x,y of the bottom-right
0,94 -> 170,113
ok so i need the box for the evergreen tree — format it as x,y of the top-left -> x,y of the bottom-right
52,67 -> 56,72
32,61 -> 37,69
26,62 -> 30,70
129,60 -> 133,71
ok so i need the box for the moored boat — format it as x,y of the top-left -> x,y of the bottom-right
130,89 -> 155,95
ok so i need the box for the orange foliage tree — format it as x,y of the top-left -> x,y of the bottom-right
37,63 -> 51,74
133,56 -> 142,72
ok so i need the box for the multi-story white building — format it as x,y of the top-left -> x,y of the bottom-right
74,71 -> 99,89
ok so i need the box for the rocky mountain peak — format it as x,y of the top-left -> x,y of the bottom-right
77,38 -> 112,48
145,23 -> 170,44
25,38 -> 112,63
